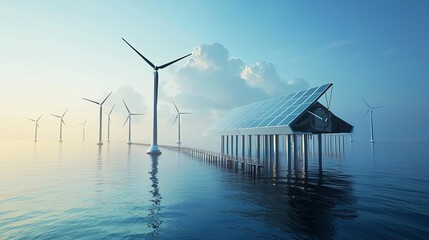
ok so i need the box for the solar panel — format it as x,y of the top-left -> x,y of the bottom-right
204,83 -> 332,135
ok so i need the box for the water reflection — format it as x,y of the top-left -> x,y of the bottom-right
147,154 -> 162,236
96,145 -> 104,188
32,142 -> 38,160
224,169 -> 357,239
370,143 -> 375,162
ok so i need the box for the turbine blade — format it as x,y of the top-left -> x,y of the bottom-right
36,114 -> 43,122
362,110 -> 369,119
181,112 -> 191,115
130,113 -> 144,116
62,119 -> 66,125
62,109 -> 68,118
108,104 -> 115,116
27,118 -> 36,122
84,119 -> 88,125
82,97 -> 100,105
50,114 -> 61,118
101,92 -> 112,105
122,99 -> 131,114
122,116 -> 130,127
173,114 -> 179,125
372,105 -> 386,109
122,38 -> 156,69
36,123 -> 39,128
158,53 -> 192,69
362,98 -> 371,109
173,101 -> 179,113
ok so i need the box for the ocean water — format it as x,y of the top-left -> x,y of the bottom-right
0,140 -> 428,239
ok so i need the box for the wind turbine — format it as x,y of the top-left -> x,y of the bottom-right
122,99 -> 144,144
363,98 -> 385,143
27,114 -> 43,142
51,109 -> 68,142
82,92 -> 112,145
78,119 -> 88,142
172,101 -> 191,146
122,38 -> 191,155
107,105 -> 115,142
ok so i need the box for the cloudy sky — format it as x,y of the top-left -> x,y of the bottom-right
1,0 -> 428,146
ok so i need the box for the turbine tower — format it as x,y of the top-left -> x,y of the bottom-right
27,114 -> 43,142
107,105 -> 115,142
51,109 -> 68,142
78,119 -> 88,142
82,92 -> 112,145
363,98 -> 384,143
122,38 -> 191,155
172,101 -> 191,146
122,99 -> 144,144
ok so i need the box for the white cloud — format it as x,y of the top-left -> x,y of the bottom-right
294,40 -> 356,61
317,40 -> 355,52
287,77 -> 310,92
241,61 -> 284,95
161,43 -> 309,114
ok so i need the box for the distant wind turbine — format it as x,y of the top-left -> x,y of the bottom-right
122,38 -> 191,155
363,98 -> 385,143
107,105 -> 115,142
172,101 -> 191,146
122,99 -> 144,144
82,92 -> 112,145
51,109 -> 68,142
78,119 -> 88,142
27,114 -> 43,142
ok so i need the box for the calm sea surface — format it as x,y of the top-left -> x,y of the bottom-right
1,140 -> 428,239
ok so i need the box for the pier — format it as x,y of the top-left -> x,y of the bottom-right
137,132 -> 348,178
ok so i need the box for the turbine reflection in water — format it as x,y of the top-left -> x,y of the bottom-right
147,154 -> 162,235
96,145 -> 104,188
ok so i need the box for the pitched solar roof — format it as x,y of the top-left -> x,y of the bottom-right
203,83 -> 333,136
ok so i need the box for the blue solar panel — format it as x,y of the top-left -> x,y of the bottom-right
204,83 -> 332,134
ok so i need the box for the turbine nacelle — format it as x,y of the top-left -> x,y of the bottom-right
51,109 -> 68,142
172,101 -> 191,146
122,38 -> 192,154
122,99 -> 144,144
82,92 -> 112,145
362,98 -> 385,143
122,38 -> 191,72
28,114 -> 43,142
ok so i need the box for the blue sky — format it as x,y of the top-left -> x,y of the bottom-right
1,0 -> 428,143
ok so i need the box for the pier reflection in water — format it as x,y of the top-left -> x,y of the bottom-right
187,150 -> 356,239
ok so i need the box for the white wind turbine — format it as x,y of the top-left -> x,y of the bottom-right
363,98 -> 385,143
122,99 -> 144,144
122,38 -> 191,155
107,105 -> 115,142
27,114 -> 43,142
172,101 -> 191,146
51,109 -> 68,142
82,92 -> 112,145
78,119 -> 88,142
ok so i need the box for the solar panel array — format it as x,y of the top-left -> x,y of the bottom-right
205,83 -> 332,134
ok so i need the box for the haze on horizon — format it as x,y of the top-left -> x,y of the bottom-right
1,1 -> 428,145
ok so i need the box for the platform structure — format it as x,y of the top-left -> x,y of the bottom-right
203,83 -> 353,174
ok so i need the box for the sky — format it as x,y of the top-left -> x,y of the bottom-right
1,0 -> 428,147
